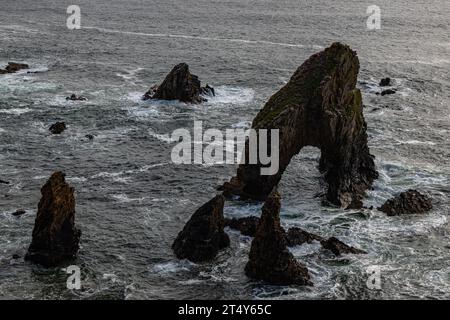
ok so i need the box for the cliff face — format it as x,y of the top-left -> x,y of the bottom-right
222,42 -> 378,208
25,172 -> 81,267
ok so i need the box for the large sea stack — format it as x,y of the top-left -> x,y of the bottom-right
25,172 -> 81,267
221,42 -> 378,208
143,63 -> 214,103
245,191 -> 311,285
172,195 -> 230,262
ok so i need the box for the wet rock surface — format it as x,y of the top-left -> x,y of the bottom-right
378,189 -> 433,216
49,122 -> 66,134
224,216 -> 259,237
222,43 -> 378,208
25,172 -> 81,267
245,191 -> 312,285
380,89 -> 396,96
285,227 -> 324,246
66,94 -> 87,101
172,195 -> 230,262
320,237 -> 366,256
379,77 -> 391,86
11,209 -> 26,217
143,63 -> 214,103
0,62 -> 29,74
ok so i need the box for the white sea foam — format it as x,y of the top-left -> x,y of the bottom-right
396,139 -> 436,146
205,86 -> 254,105
0,108 -> 32,115
148,128 -> 177,143
83,26 -> 323,49
126,91 -> 145,103
152,261 -> 194,274
126,105 -> 160,120
231,120 -> 252,129
110,193 -> 146,203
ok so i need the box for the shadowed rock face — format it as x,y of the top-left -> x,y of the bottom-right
25,172 -> 81,267
320,237 -> 366,256
286,227 -> 324,246
222,43 -> 378,208
378,189 -> 432,216
245,191 -> 312,285
224,216 -> 260,237
172,195 -> 230,262
143,63 -> 214,103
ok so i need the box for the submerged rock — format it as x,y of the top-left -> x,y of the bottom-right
285,227 -> 324,246
224,216 -> 259,237
379,77 -> 391,87
143,63 -> 214,103
378,189 -> 432,216
0,179 -> 10,185
380,89 -> 396,96
66,94 -> 87,101
11,209 -> 26,217
49,122 -> 66,134
25,172 -> 81,267
245,191 -> 312,285
0,62 -> 29,74
221,42 -> 378,208
172,195 -> 230,262
85,134 -> 94,140
320,237 -> 366,256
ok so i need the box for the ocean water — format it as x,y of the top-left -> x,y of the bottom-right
0,0 -> 449,299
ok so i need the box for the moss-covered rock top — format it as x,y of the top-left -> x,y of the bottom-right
253,42 -> 359,128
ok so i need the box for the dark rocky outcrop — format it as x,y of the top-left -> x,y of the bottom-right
85,134 -> 94,140
379,78 -> 391,87
226,217 -> 365,256
224,216 -> 259,237
221,43 -> 378,208
380,89 -> 396,96
143,63 -> 214,103
66,94 -> 87,101
0,179 -> 10,185
320,237 -> 366,256
0,62 -> 29,75
245,191 -> 312,285
25,172 -> 81,267
49,122 -> 66,134
11,209 -> 26,217
200,84 -> 215,97
378,189 -> 432,216
285,227 -> 324,246
172,195 -> 230,262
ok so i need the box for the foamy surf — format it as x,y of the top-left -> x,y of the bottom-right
0,108 -> 32,115
203,86 -> 255,105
